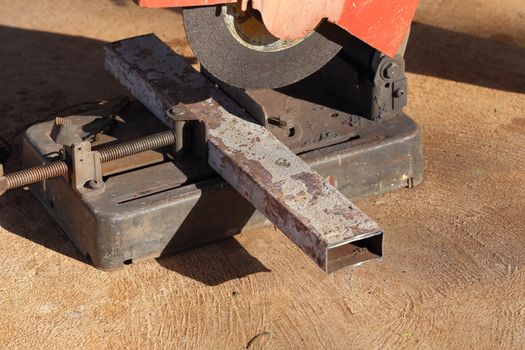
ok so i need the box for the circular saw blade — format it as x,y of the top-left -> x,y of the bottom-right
183,5 -> 342,90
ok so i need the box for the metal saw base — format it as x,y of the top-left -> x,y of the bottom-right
22,101 -> 423,270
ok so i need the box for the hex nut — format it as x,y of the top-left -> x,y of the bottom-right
383,62 -> 400,80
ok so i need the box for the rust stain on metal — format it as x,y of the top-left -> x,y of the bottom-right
275,158 -> 291,168
291,171 -> 327,201
206,108 -> 382,271
326,175 -> 337,188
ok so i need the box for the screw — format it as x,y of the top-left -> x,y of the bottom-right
383,62 -> 400,80
167,106 -> 186,117
394,89 -> 405,98
86,180 -> 104,190
54,117 -> 72,126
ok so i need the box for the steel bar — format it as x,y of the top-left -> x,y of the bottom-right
0,130 -> 176,196
105,34 -> 384,273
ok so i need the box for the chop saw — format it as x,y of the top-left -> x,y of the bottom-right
0,0 -> 423,273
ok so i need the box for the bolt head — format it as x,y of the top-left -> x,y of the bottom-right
383,62 -> 400,80
168,106 -> 186,117
394,88 -> 405,98
86,180 -> 104,190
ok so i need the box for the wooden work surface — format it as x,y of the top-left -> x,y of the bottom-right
0,1 -> 524,349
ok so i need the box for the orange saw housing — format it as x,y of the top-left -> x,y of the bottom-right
135,0 -> 419,57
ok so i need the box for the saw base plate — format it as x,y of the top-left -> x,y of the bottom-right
23,101 -> 422,270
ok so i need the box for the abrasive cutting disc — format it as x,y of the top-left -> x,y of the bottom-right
183,5 -> 342,89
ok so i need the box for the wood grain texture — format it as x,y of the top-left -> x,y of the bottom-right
0,0 -> 524,349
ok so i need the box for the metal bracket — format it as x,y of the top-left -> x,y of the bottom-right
166,104 -> 208,162
50,117 -> 105,196
373,54 -> 408,119
69,141 -> 105,196
50,117 -> 83,146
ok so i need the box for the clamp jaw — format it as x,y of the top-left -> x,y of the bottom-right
50,117 -> 105,196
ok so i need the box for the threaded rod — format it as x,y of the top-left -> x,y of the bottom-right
4,161 -> 69,189
0,130 -> 176,195
98,130 -> 175,163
